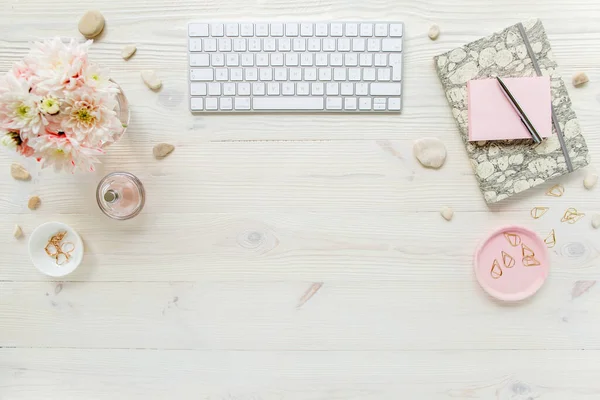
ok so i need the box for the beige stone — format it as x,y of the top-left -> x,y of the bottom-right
584,173 -> 598,190
121,45 -> 137,60
428,24 -> 440,40
78,10 -> 105,39
572,72 -> 589,87
10,163 -> 30,181
28,196 -> 41,210
141,70 -> 162,90
441,207 -> 454,221
413,138 -> 447,169
592,214 -> 600,229
13,224 -> 23,239
153,143 -> 175,159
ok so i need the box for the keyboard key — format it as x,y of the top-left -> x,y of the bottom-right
285,23 -> 299,36
230,68 -> 243,81
245,68 -> 258,81
330,54 -> 343,66
300,23 -> 313,36
226,53 -> 239,66
377,68 -> 391,81
326,82 -> 339,95
360,23 -> 373,37
374,54 -> 387,66
341,82 -> 353,95
223,83 -> 236,95
359,53 -> 373,66
344,53 -> 358,66
300,53 -> 314,66
388,97 -> 401,110
359,97 -> 372,110
307,38 -> 321,51
286,53 -> 299,66
297,82 -> 310,95
278,38 -> 291,51
293,38 -> 306,51
348,68 -> 361,81
238,83 -> 251,95
248,38 -> 261,51
363,68 -> 376,81
311,82 -> 324,95
240,23 -> 254,37
252,82 -> 266,95
190,97 -> 203,111
190,54 -> 210,66
355,82 -> 368,95
190,68 -> 214,81
373,98 -> 386,110
318,68 -> 332,81
289,68 -> 302,81
189,38 -> 203,52
208,82 -> 221,95
315,23 -> 328,36
215,68 -> 228,81
211,53 -> 224,66
326,97 -> 343,110
323,38 -> 336,51
330,23 -> 343,37
225,23 -> 239,37
271,23 -> 284,36
304,68 -> 317,81
374,24 -> 388,37
333,68 -> 346,81
381,39 -> 402,52
234,97 -> 251,110
338,38 -> 351,51
344,97 -> 357,110
241,53 -> 254,66
270,53 -> 283,66
259,68 -> 273,81
390,54 -> 402,81
233,38 -> 246,51
256,23 -> 269,37
274,68 -> 288,81
367,38 -> 380,51
264,38 -> 276,51
346,23 -> 358,36
205,98 -> 218,110
204,38 -> 217,52
282,82 -> 295,95
389,23 -> 403,37
220,97 -> 233,110
256,53 -> 269,66
190,82 -> 207,96
315,53 -> 328,66
189,23 -> 209,37
352,38 -> 366,51
370,82 -> 401,96
267,82 -> 280,95
211,23 -> 224,37
254,97 -> 324,110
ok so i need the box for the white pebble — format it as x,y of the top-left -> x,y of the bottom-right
141,70 -> 162,90
413,137 -> 447,169
572,72 -> 589,87
428,24 -> 440,40
441,207 -> 454,221
121,45 -> 137,60
592,214 -> 600,229
584,173 -> 598,190
78,10 -> 105,39
13,224 -> 23,239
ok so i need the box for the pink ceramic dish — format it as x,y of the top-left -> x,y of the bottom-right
474,225 -> 549,302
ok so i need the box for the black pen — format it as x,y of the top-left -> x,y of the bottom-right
496,77 -> 543,144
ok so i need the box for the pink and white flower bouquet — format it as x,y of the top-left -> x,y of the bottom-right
0,37 -> 126,172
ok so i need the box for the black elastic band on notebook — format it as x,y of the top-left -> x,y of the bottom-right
517,22 -> 573,172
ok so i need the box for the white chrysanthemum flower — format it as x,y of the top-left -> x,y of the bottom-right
83,63 -> 118,93
0,74 -> 44,135
29,132 -> 102,172
40,96 -> 61,115
1,131 -> 20,150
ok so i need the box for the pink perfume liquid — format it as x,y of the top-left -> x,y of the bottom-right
96,172 -> 145,220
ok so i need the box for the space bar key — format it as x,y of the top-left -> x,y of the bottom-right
253,97 -> 324,110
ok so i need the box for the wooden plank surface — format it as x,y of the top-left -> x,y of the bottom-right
1,0 -> 600,397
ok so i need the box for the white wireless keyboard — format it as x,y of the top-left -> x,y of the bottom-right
188,22 -> 404,112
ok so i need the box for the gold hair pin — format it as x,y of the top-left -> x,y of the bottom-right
490,259 -> 503,279
545,184 -> 564,197
531,207 -> 549,219
501,251 -> 515,268
561,207 -> 585,224
504,232 -> 522,247
544,229 -> 556,248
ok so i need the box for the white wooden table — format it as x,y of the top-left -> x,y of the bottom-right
1,0 -> 600,398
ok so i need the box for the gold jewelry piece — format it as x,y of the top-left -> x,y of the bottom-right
490,259 -> 503,279
45,231 -> 75,266
523,255 -> 541,267
504,232 -> 522,247
502,251 -> 515,268
561,208 -> 585,224
544,229 -> 556,248
522,243 -> 535,258
545,184 -> 564,197
531,207 -> 549,219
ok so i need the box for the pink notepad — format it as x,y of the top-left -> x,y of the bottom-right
467,76 -> 552,141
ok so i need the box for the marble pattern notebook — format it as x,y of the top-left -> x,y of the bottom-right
434,19 -> 589,204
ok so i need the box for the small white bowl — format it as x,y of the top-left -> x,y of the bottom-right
28,222 -> 84,277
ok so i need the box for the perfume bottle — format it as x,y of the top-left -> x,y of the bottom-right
96,172 -> 145,220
